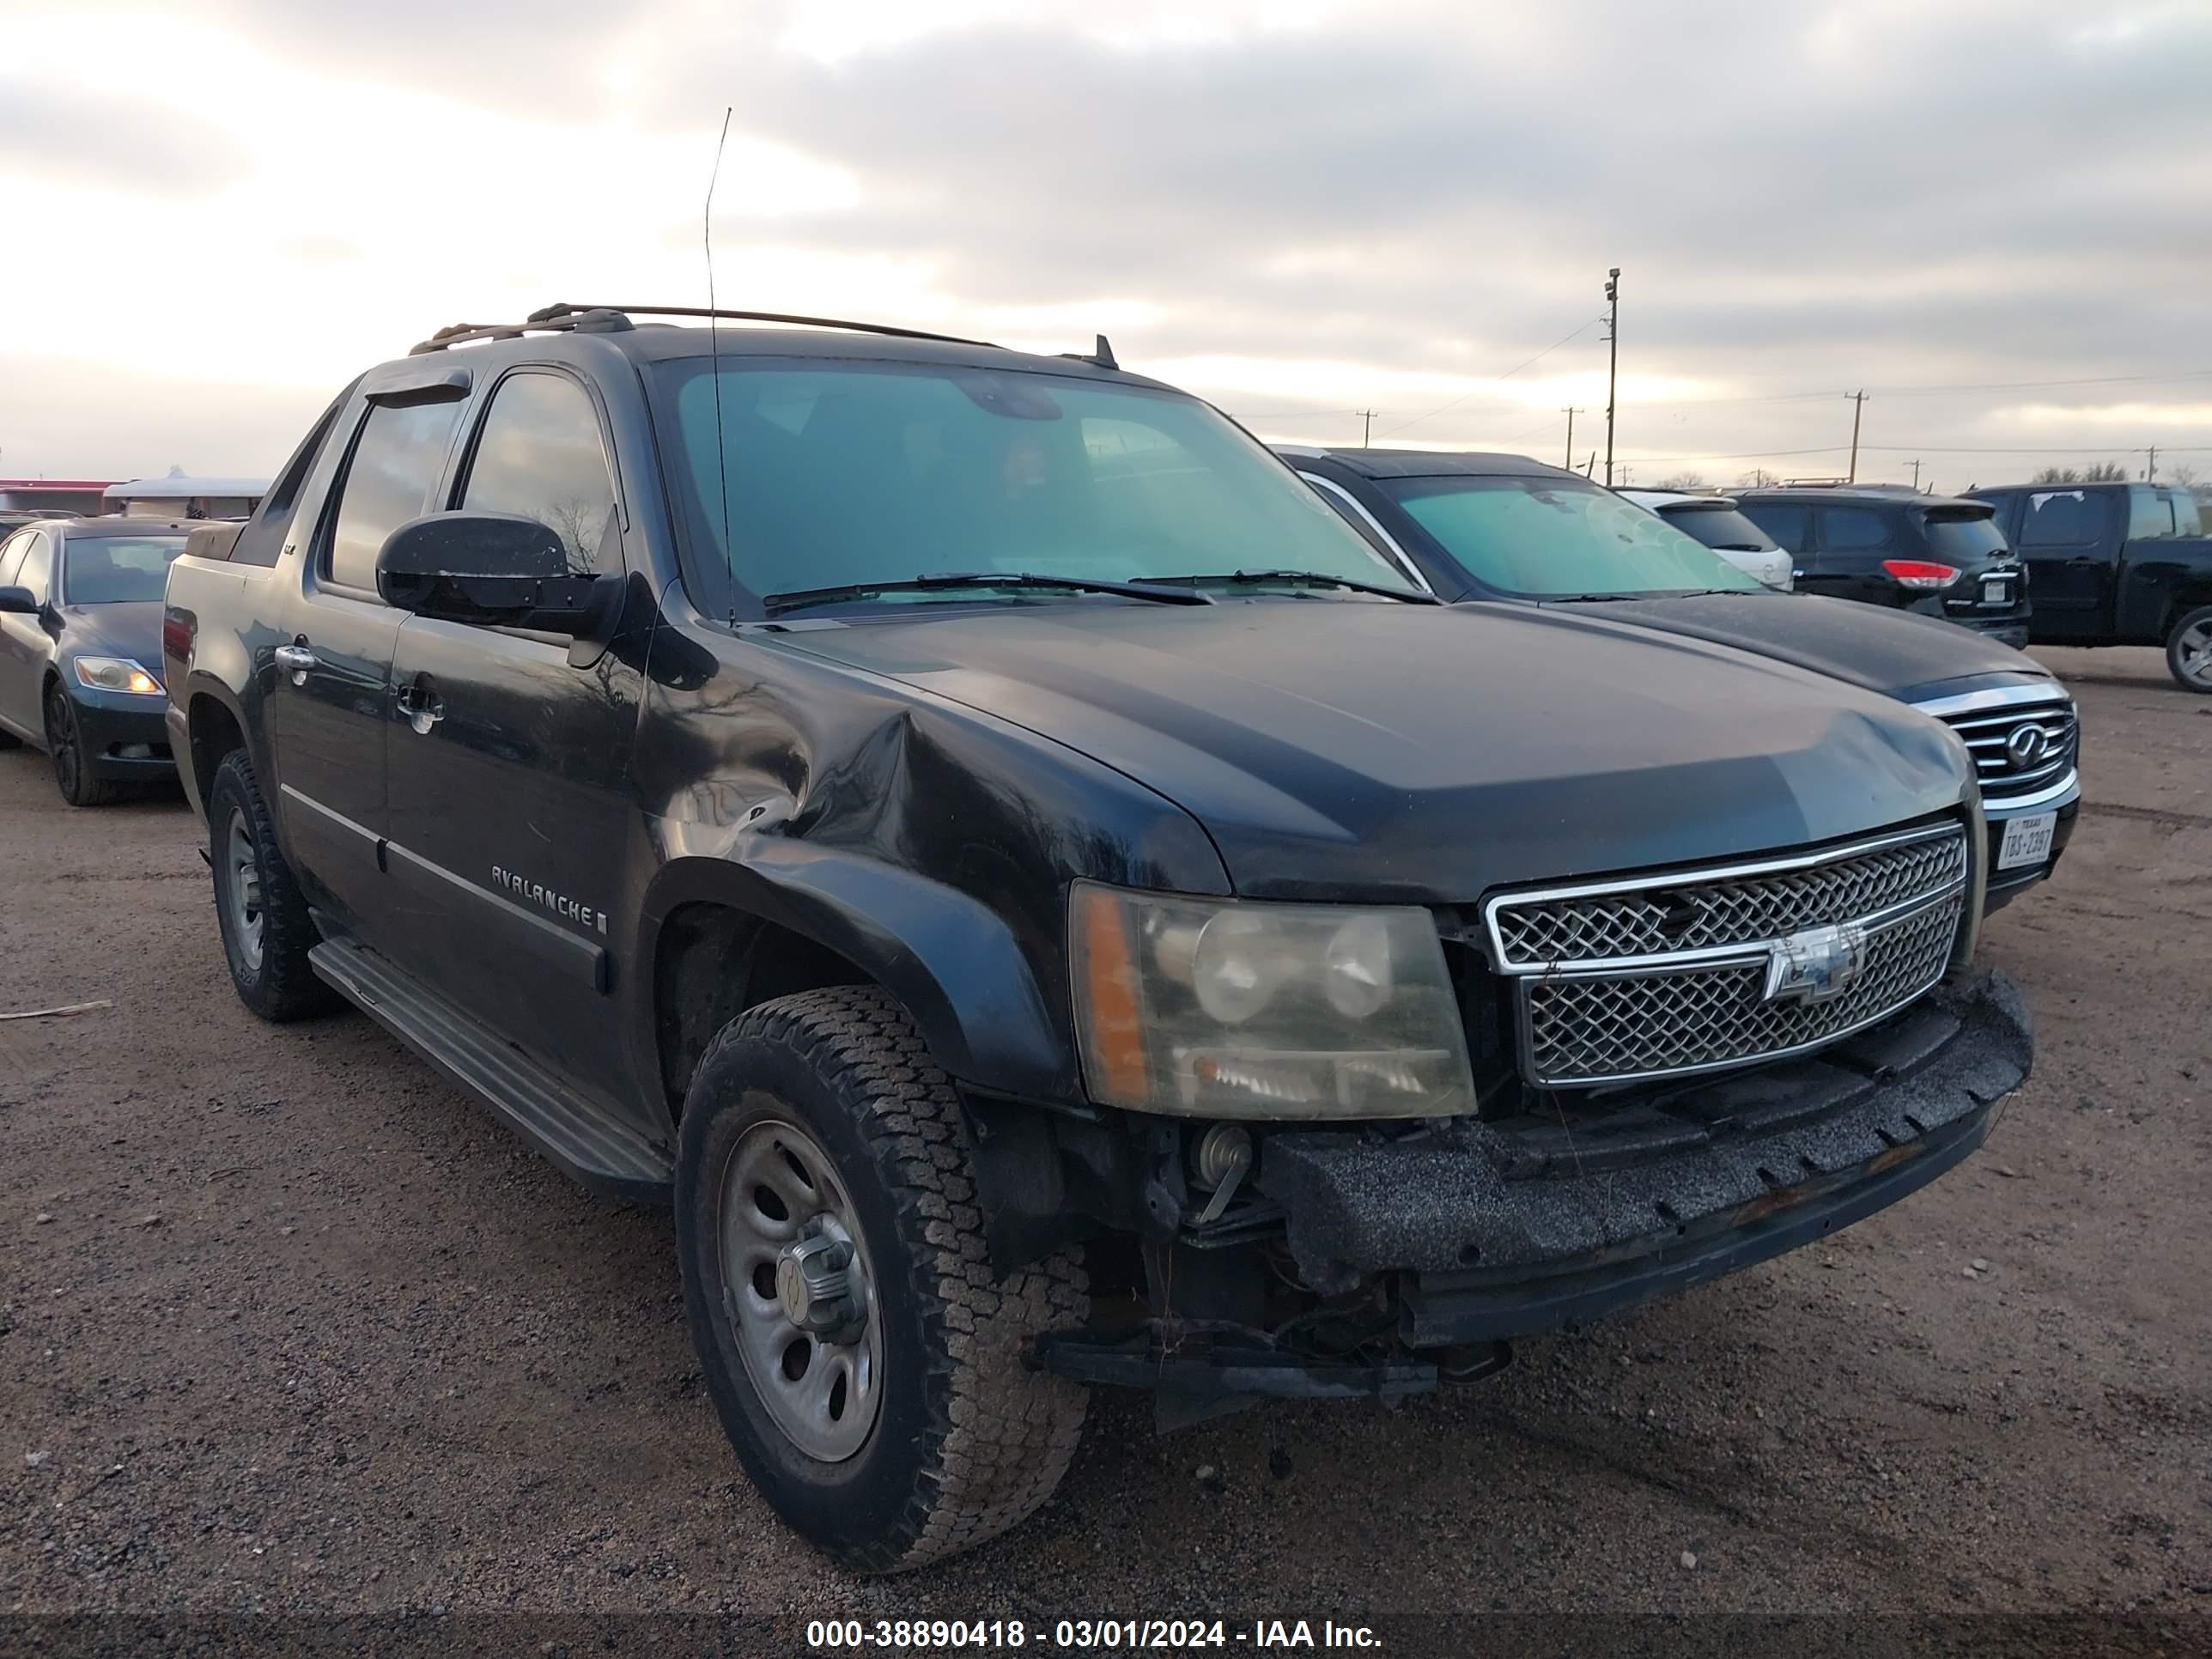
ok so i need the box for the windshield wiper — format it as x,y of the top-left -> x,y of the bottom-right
763,571 -> 1215,614
1178,568 -> 1440,605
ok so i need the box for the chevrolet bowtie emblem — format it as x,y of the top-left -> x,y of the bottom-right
1763,922 -> 1869,1004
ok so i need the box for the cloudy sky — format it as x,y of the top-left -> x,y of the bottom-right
3,0 -> 2207,494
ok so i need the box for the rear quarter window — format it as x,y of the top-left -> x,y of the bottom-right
2128,485 -> 2174,540
2017,489 -> 2110,547
1817,506 -> 1893,552
1739,501 -> 1808,550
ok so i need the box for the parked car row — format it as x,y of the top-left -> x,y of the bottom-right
64,303 -> 2070,1572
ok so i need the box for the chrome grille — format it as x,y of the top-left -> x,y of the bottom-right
1522,896 -> 1961,1085
1487,827 -> 1966,970
1928,696 -> 2078,803
1482,821 -> 1971,1088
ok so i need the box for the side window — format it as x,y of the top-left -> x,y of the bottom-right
2018,489 -> 2107,547
234,386 -> 355,567
1740,502 -> 1807,551
0,532 -> 27,586
1819,507 -> 1892,552
325,399 -> 465,591
15,532 -> 53,601
459,373 -> 621,574
2128,486 -> 2173,540
2173,492 -> 2204,538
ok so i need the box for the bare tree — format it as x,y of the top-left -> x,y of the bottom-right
1655,471 -> 1709,491
2030,462 -> 2128,485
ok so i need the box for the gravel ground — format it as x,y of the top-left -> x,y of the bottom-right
2,647 -> 2208,1652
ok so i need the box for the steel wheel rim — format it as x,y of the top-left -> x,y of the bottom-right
2179,621 -> 2212,687
46,695 -> 78,796
225,809 -> 265,973
716,1110 -> 884,1462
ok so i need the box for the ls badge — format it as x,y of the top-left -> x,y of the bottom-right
1763,922 -> 1869,1004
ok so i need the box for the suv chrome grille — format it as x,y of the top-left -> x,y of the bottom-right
1523,897 -> 1961,1085
1484,823 -> 1969,1088
1927,696 -> 2077,803
1488,829 -> 1966,969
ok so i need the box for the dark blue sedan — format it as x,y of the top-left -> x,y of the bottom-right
0,518 -> 197,805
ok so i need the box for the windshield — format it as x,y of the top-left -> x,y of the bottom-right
1659,502 -> 1780,554
1920,510 -> 2009,564
653,358 -> 1417,612
1383,476 -> 1762,598
61,535 -> 189,604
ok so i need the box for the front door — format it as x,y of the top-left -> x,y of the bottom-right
0,530 -> 53,740
264,392 -> 468,945
382,368 -> 646,1115
2011,488 -> 2117,638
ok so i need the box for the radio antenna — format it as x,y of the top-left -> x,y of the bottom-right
704,106 -> 733,623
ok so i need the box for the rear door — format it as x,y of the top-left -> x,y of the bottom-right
384,366 -> 646,1110
264,390 -> 468,944
2012,488 -> 2117,637
0,530 -> 52,738
1803,505 -> 1903,605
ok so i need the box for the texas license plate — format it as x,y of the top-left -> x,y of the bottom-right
1997,811 -> 2057,870
1981,576 -> 2012,605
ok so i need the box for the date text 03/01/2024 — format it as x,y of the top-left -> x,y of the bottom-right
805,1619 -> 1382,1650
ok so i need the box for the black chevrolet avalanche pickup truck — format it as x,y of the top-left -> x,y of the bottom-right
1283,448 -> 2077,912
1965,480 -> 2212,692
163,305 -> 2032,1571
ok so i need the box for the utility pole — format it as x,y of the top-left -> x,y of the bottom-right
2146,444 -> 2157,481
1602,268 -> 1620,486
1562,407 -> 1584,469
1357,410 -> 1376,449
1617,464 -> 1633,486
1908,458 -> 1923,492
1583,451 -> 1596,479
1846,389 -> 1867,483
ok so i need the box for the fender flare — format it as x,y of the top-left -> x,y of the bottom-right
635,842 -> 1077,1104
178,672 -> 263,817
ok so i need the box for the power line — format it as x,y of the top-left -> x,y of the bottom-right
1374,316 -> 1606,441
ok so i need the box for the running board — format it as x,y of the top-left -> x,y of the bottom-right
309,934 -> 673,1203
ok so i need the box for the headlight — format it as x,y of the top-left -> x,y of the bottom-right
1069,881 -> 1475,1119
73,656 -> 162,696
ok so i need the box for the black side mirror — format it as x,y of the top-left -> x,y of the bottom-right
0,586 -> 36,615
375,512 -> 617,637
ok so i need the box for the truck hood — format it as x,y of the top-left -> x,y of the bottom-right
1540,591 -> 2051,704
778,599 -> 1971,902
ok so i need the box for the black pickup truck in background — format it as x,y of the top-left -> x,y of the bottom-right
161,303 -> 2032,1570
1965,481 -> 2212,691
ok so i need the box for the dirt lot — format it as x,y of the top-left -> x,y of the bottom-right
3,647 -> 2208,1649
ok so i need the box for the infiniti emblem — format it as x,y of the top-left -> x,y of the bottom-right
2004,724 -> 2050,769
1763,923 -> 1869,1005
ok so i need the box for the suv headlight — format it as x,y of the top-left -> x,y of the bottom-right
74,656 -> 162,696
1069,881 -> 1475,1119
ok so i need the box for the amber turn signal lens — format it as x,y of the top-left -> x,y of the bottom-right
1076,884 -> 1149,1104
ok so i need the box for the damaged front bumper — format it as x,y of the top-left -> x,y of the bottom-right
1261,969 -> 2030,1346
1034,970 -> 2030,1406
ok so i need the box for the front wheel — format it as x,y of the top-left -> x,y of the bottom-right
2166,605 -> 2212,694
676,986 -> 1089,1573
45,685 -> 119,807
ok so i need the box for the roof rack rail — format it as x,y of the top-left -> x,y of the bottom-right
408,308 -> 634,356
525,302 -> 1006,351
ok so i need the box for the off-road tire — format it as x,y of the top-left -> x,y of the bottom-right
676,986 -> 1089,1573
45,684 -> 119,807
2165,605 -> 2212,695
208,750 -> 341,1022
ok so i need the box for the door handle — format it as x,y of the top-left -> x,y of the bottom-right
272,642 -> 317,685
395,678 -> 444,733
